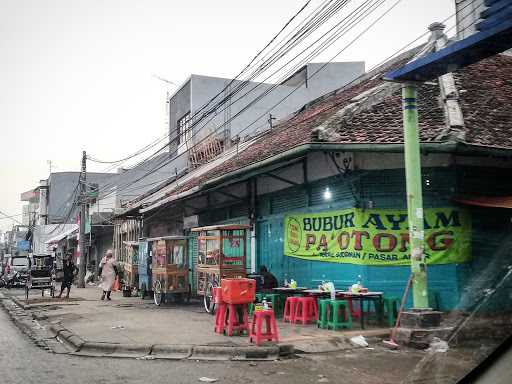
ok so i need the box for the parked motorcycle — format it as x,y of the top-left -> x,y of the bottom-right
0,271 -> 23,289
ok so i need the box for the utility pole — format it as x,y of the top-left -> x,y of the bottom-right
268,114 -> 276,131
402,84 -> 428,309
77,150 -> 87,288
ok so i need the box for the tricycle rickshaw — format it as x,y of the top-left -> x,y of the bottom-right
149,235 -> 190,306
192,224 -> 249,313
25,254 -> 55,300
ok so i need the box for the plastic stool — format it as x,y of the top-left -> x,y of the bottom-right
213,287 -> 226,334
328,300 -> 352,330
214,302 -> 228,333
283,296 -> 299,323
317,299 -> 331,329
346,297 -> 361,318
250,309 -> 279,346
383,296 -> 401,327
225,303 -> 249,336
294,296 -> 318,325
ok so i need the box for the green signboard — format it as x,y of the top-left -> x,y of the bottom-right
284,208 -> 471,266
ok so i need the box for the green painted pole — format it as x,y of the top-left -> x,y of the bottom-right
402,84 -> 429,309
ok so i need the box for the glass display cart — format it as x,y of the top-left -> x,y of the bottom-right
149,235 -> 190,306
192,224 -> 249,313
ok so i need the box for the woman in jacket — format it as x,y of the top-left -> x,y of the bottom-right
98,250 -> 118,300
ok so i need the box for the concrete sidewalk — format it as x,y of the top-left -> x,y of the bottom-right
3,286 -> 390,359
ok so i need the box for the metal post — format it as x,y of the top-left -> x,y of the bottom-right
77,150 -> 87,288
402,84 -> 429,309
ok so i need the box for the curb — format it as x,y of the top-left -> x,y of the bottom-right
47,322 -> 289,360
1,294 -> 295,361
151,344 -> 193,360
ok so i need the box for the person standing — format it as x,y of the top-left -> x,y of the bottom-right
99,250 -> 118,300
57,256 -> 77,299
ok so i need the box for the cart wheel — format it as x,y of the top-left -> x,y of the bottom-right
185,284 -> 192,304
204,281 -> 217,314
153,280 -> 163,306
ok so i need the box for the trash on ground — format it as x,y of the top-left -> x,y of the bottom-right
318,378 -> 329,383
111,325 -> 125,329
427,337 -> 449,353
198,377 -> 218,383
136,355 -> 155,360
349,335 -> 368,348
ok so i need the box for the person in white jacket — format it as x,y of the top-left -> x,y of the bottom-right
98,250 -> 118,300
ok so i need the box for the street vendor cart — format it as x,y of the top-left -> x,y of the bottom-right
122,241 -> 139,295
25,254 -> 55,300
192,224 -> 249,313
149,235 -> 190,306
137,239 -> 152,299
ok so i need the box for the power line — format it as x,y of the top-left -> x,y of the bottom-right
99,0 -> 398,203
95,0 -> 376,201
96,0 -> 476,206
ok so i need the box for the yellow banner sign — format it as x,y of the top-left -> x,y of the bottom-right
284,208 -> 471,266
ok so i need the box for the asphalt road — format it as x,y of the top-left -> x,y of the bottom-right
0,295 -> 428,384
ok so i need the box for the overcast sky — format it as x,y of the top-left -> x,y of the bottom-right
0,0 -> 454,231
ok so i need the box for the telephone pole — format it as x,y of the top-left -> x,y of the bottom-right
77,150 -> 87,288
402,84 -> 428,309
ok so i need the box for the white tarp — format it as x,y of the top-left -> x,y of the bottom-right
31,224 -> 79,255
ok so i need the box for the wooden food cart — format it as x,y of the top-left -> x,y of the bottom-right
192,224 -> 249,313
122,241 -> 139,295
149,236 -> 190,306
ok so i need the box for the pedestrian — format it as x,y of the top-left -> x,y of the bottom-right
99,250 -> 118,300
57,256 -> 77,299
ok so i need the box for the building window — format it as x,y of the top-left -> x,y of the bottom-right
177,112 -> 191,146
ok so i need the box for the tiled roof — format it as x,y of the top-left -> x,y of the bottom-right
131,50 -> 512,212
456,54 -> 512,149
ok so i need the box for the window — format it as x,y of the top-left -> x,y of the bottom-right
177,112 -> 191,146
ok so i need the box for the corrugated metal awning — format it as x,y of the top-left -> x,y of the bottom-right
453,196 -> 512,209
44,225 -> 79,244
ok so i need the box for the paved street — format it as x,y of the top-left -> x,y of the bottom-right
0,296 -> 434,384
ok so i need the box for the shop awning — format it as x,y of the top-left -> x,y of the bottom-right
453,196 -> 512,209
44,225 -> 79,244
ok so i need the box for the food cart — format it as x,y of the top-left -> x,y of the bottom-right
149,236 -> 190,306
192,224 -> 249,313
122,241 -> 139,295
137,239 -> 152,299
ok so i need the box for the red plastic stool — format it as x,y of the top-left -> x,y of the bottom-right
250,309 -> 279,346
294,296 -> 318,324
283,296 -> 299,323
225,303 -> 249,336
213,287 -> 227,334
346,298 -> 361,318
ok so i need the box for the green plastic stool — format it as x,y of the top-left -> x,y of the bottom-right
328,300 -> 352,330
383,296 -> 401,327
255,293 -> 282,317
317,299 -> 331,329
362,298 -> 385,325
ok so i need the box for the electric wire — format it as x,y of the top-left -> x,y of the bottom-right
98,0 -> 398,203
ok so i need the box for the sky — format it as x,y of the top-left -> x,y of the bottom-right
0,0 -> 455,231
